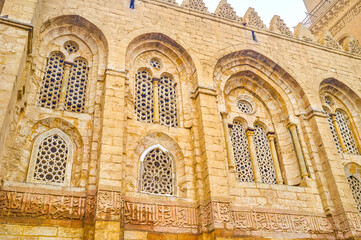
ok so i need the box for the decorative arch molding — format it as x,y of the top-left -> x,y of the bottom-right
18,117 -> 84,187
214,49 -> 311,116
125,32 -> 197,84
27,128 -> 75,186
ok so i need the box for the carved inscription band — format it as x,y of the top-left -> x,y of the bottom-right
1,190 -> 360,236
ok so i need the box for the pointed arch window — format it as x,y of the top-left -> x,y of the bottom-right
139,145 -> 175,196
38,52 -> 65,109
229,121 -> 254,182
253,124 -> 277,184
37,41 -> 89,113
135,69 -> 154,123
65,58 -> 89,113
27,129 -> 74,186
134,67 -> 178,127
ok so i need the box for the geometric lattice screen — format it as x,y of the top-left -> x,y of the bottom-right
229,121 -> 254,182
347,175 -> 361,213
159,75 -> 178,127
253,124 -> 277,184
33,134 -> 69,184
139,148 -> 174,196
65,58 -> 89,113
37,52 -> 65,109
135,69 -> 154,123
336,111 -> 359,155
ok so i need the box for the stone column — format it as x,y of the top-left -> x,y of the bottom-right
152,78 -> 160,123
287,123 -> 309,178
246,129 -> 261,183
58,62 -> 73,110
331,114 -> 347,153
267,133 -> 283,184
220,112 -> 235,170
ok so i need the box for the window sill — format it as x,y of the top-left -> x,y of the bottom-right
1,181 -> 86,197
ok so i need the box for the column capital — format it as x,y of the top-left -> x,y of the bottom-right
267,132 -> 276,140
220,112 -> 229,118
152,78 -> 160,84
64,61 -> 74,67
286,122 -> 297,130
246,128 -> 255,136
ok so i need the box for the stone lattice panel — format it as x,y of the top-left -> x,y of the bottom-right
214,0 -> 240,21
319,30 -> 342,50
294,23 -> 316,43
327,113 -> 343,153
229,121 -> 254,182
181,0 -> 208,13
269,15 -> 293,37
253,124 -> 276,184
347,175 -> 361,212
140,148 -> 174,195
63,40 -> 79,54
135,69 -> 154,123
237,100 -> 252,114
342,36 -> 361,55
159,75 -> 178,127
33,134 -> 69,184
65,58 -> 88,113
37,52 -> 65,109
243,7 -> 267,29
336,111 -> 359,155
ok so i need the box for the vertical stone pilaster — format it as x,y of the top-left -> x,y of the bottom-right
246,129 -> 261,183
267,133 -> 283,184
287,123 -> 309,178
220,112 -> 235,170
97,69 -> 127,191
194,86 -> 230,201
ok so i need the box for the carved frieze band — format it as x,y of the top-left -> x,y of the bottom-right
0,191 -> 86,220
1,190 -> 360,236
329,2 -> 361,36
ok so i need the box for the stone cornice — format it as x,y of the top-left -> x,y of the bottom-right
329,0 -> 361,36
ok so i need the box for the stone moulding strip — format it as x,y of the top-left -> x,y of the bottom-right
329,1 -> 361,37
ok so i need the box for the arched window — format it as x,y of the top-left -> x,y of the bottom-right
229,120 -> 254,182
336,110 -> 359,155
139,145 -> 175,196
253,124 -> 276,184
326,111 -> 343,153
27,129 -> 74,186
159,74 -> 178,127
135,69 -> 154,123
38,52 -> 65,109
65,58 -> 89,113
347,175 -> 361,212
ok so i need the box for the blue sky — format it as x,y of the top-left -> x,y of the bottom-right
175,0 -> 308,29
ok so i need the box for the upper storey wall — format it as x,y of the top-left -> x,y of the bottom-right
32,0 -> 361,108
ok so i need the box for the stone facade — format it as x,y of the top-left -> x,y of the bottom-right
0,0 -> 361,239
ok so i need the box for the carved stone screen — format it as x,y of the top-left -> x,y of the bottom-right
237,100 -> 253,114
32,134 -> 69,184
159,75 -> 178,127
229,121 -> 254,182
63,40 -> 79,54
140,148 -> 174,195
253,124 -> 276,184
135,69 -> 154,123
347,175 -> 361,212
336,111 -> 359,155
150,58 -> 162,69
327,113 -> 343,153
38,52 -> 65,109
65,58 -> 89,113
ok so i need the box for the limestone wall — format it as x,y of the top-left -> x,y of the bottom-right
0,0 -> 361,239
